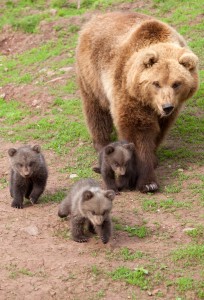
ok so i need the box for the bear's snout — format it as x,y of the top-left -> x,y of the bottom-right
162,104 -> 174,115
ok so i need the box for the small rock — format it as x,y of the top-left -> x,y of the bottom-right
59,67 -> 73,73
69,174 -> 78,179
0,93 -> 5,99
31,100 -> 39,107
50,9 -> 57,16
183,227 -> 195,232
178,168 -> 184,172
22,225 -> 39,236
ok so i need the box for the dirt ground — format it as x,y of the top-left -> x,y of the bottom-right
0,3 -> 203,300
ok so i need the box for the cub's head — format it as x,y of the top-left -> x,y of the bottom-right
8,145 -> 42,178
80,188 -> 115,226
104,142 -> 135,175
126,43 -> 199,117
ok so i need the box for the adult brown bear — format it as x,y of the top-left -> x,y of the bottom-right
76,12 -> 199,193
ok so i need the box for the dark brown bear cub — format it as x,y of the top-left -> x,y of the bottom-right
58,178 -> 115,244
93,141 -> 138,194
8,145 -> 48,209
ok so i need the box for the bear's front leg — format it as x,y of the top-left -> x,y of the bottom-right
29,179 -> 46,204
71,216 -> 88,242
95,218 -> 112,244
117,114 -> 159,193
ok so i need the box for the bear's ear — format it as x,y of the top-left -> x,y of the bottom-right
8,148 -> 17,157
123,142 -> 135,152
104,190 -> 115,201
143,50 -> 159,68
179,53 -> 198,71
32,145 -> 41,153
82,190 -> 94,201
105,145 -> 115,155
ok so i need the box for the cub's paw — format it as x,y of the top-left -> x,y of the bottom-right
92,166 -> 101,174
11,200 -> 23,209
140,182 -> 159,193
30,198 -> 37,205
73,235 -> 88,243
101,235 -> 110,244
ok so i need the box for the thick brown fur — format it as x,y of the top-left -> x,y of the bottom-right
93,141 -> 138,193
58,178 -> 115,243
76,11 -> 199,193
8,145 -> 48,208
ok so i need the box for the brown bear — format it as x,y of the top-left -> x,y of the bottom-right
76,12 -> 199,193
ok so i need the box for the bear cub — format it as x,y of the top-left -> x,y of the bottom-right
93,141 -> 138,194
8,145 -> 48,209
58,178 -> 115,244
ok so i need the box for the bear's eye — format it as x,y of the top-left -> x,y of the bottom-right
17,163 -> 23,168
153,81 -> 161,88
29,161 -> 34,167
172,81 -> 181,89
114,162 -> 119,167
92,211 -> 96,215
102,210 -> 107,216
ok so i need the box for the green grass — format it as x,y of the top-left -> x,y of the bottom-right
40,189 -> 66,204
172,244 -> 204,265
142,197 -> 191,212
109,266 -> 149,290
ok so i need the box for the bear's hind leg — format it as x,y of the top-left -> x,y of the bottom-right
81,88 -> 113,151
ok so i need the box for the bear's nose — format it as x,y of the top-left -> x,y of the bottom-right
162,104 -> 174,115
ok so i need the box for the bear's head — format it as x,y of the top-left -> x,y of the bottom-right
126,43 -> 199,117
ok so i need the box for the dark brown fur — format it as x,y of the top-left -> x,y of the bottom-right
76,12 -> 199,193
93,141 -> 138,193
58,178 -> 115,243
8,145 -> 48,208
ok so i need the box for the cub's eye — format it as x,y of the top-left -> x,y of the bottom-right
102,210 -> 107,216
114,162 -> 119,167
29,162 -> 34,167
92,211 -> 96,215
18,163 -> 23,167
153,81 -> 161,88
172,81 -> 181,89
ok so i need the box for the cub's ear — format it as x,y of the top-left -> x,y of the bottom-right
82,190 -> 94,201
105,190 -> 115,201
32,145 -> 41,153
8,148 -> 17,157
123,142 -> 135,151
143,50 -> 159,68
105,145 -> 115,155
179,52 -> 198,71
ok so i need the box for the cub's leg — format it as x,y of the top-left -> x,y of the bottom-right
11,186 -> 25,209
96,218 -> 112,244
79,80 -> 113,151
71,216 -> 88,242
101,168 -> 119,194
29,178 -> 46,204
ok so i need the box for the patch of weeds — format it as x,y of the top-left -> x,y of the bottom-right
142,197 -> 191,212
123,225 -> 149,238
164,183 -> 182,193
113,218 -> 149,238
7,263 -> 34,279
59,273 -> 77,281
0,99 -> 30,125
189,180 -> 204,204
120,247 -> 144,261
172,244 -> 204,266
175,277 -> 194,292
0,177 -> 8,189
106,247 -> 144,261
40,189 -> 66,204
68,24 -> 80,33
11,13 -> 49,33
109,266 -> 149,290
91,265 -> 101,277
184,225 -> 204,241
53,228 -> 70,240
